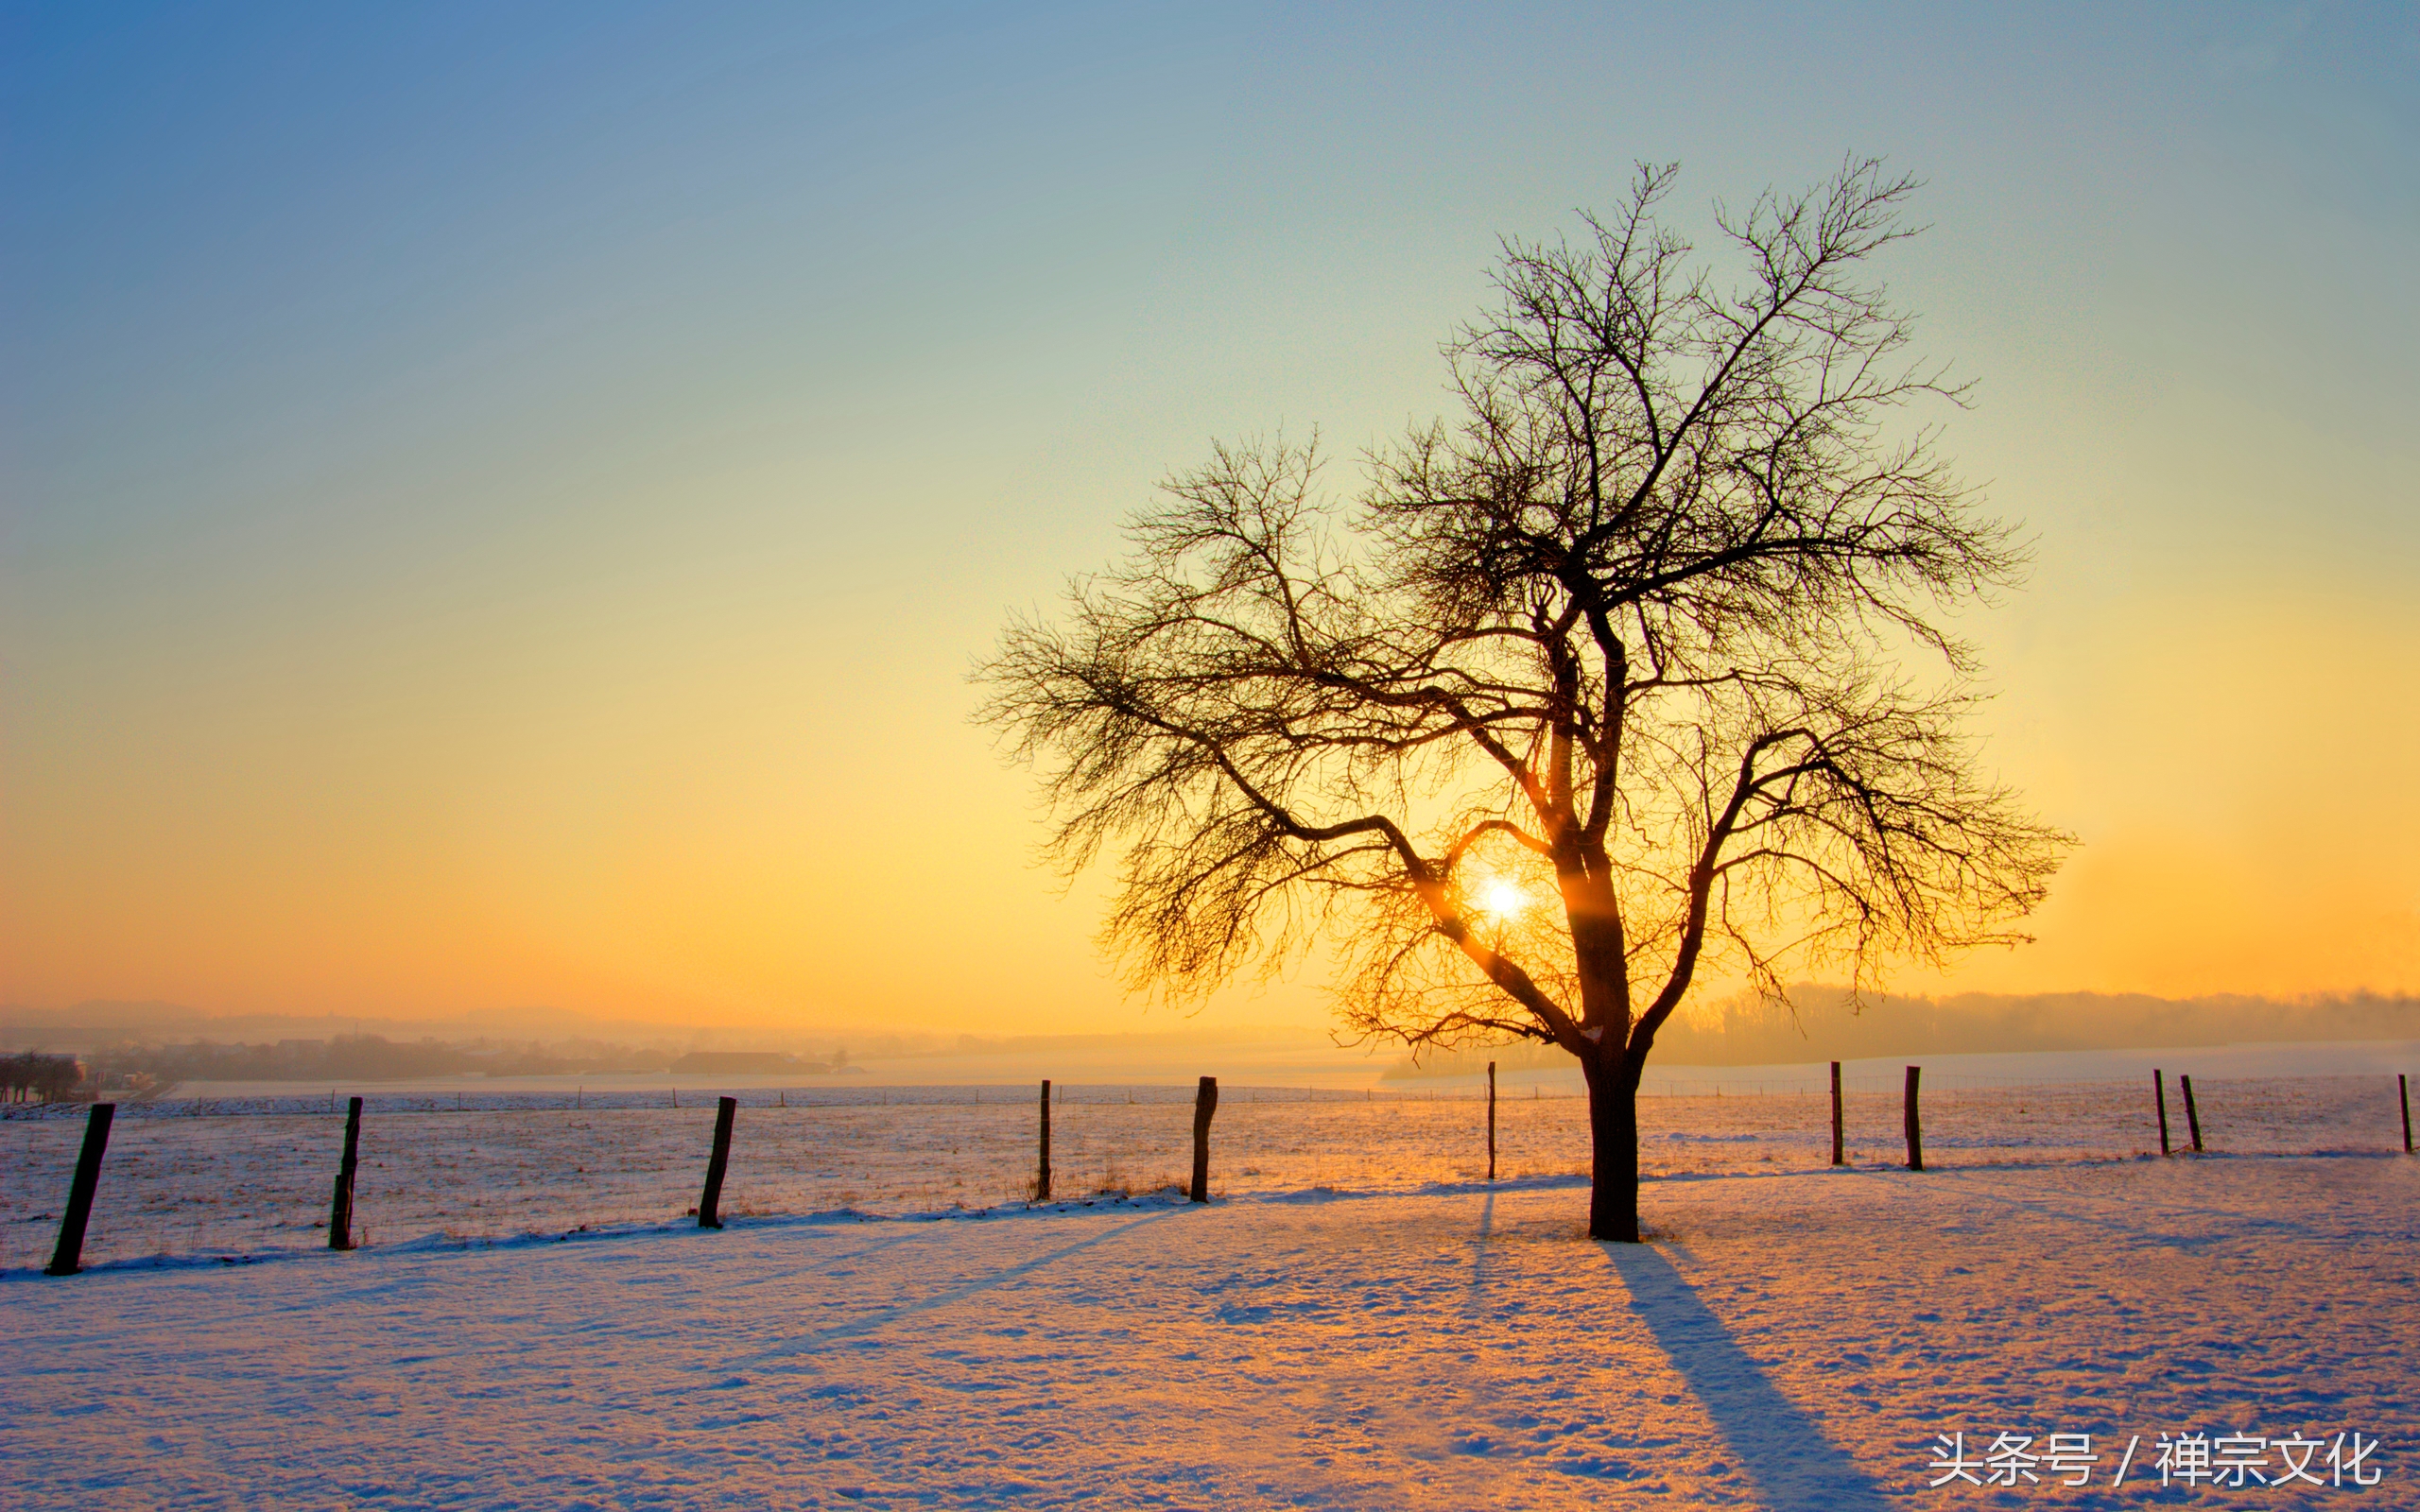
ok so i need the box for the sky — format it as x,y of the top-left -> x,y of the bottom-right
3,2 -> 2415,1035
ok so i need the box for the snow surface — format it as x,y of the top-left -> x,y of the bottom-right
5,1098 -> 2415,1507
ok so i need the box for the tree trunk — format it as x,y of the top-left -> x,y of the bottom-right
1584,1048 -> 1642,1242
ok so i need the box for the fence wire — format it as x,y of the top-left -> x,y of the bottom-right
4,1074 -> 2410,1272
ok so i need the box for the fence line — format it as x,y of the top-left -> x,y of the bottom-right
8,1069 -> 2412,1274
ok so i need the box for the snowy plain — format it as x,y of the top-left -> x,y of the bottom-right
6,1050 -> 2415,1508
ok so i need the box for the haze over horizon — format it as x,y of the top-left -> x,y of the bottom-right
6,4 -> 2415,1037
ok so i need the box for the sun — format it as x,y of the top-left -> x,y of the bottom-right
1474,877 -> 1531,919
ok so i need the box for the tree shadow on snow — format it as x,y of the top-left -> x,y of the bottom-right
1604,1244 -> 1893,1511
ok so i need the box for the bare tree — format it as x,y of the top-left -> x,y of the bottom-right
979,159 -> 2069,1240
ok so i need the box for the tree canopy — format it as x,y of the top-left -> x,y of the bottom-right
980,159 -> 2069,1235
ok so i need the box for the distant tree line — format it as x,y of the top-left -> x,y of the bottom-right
76,1035 -> 683,1086
2,1053 -> 85,1103
0,1036 -> 876,1092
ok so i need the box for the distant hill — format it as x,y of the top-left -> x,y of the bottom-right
1382,988 -> 2420,1076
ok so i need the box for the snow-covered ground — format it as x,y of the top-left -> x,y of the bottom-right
6,1150 -> 2412,1508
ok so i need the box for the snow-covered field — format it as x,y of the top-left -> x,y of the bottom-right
8,1061 -> 2415,1507
6,1149 -> 2413,1508
5,1072 -> 2413,1271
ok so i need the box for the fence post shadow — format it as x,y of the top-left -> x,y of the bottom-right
1603,1243 -> 1893,1511
1461,1191 -> 1497,1316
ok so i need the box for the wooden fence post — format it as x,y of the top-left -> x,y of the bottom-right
45,1102 -> 116,1277
1036,1079 -> 1052,1202
2180,1074 -> 2204,1153
699,1095 -> 737,1228
1189,1076 -> 1218,1202
2153,1070 -> 2170,1156
1829,1061 -> 1844,1167
329,1095 -> 364,1250
1486,1062 -> 1497,1182
1902,1066 -> 1923,1173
